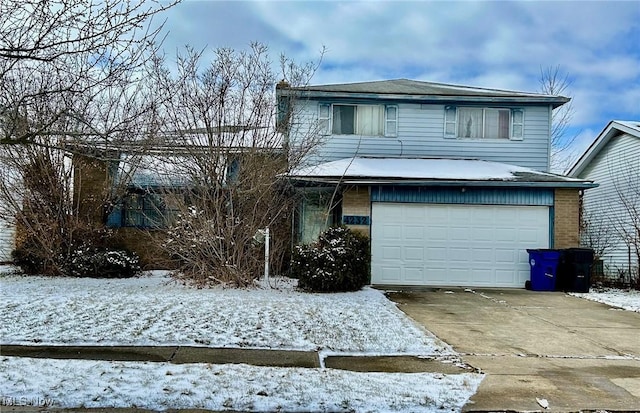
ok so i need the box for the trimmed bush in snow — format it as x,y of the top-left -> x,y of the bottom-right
65,245 -> 141,278
12,242 -> 141,278
291,226 -> 370,292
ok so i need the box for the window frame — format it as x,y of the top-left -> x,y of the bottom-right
444,106 -> 525,141
107,190 -> 174,229
318,102 -> 398,137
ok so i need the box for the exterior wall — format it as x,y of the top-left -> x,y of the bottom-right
577,133 -> 639,275
73,154 -> 111,225
553,188 -> 581,249
341,186 -> 371,236
291,100 -> 552,171
72,153 -> 176,269
109,228 -> 177,270
0,163 -> 17,262
0,214 -> 15,263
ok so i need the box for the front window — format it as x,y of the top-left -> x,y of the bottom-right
107,191 -> 175,229
445,106 -> 524,140
458,108 -> 510,139
319,103 -> 397,137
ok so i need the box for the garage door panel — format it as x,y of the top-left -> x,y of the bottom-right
405,246 -> 424,261
404,267 -> 424,282
382,246 -> 402,260
371,203 -> 549,287
380,266 -> 401,282
495,249 -> 517,263
472,248 -> 493,263
496,269 -> 517,284
405,226 -> 424,240
382,225 -> 401,239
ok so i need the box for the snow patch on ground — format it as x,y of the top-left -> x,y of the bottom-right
0,270 -> 481,411
0,357 -> 482,412
570,288 -> 640,313
0,272 -> 449,354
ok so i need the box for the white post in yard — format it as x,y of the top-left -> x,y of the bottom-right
264,227 -> 270,283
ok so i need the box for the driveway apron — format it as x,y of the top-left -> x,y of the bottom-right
388,288 -> 640,412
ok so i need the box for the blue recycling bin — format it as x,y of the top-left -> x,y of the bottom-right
527,249 -> 562,291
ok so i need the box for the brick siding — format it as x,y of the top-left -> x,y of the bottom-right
72,154 -> 110,225
554,188 -> 581,248
341,186 -> 371,237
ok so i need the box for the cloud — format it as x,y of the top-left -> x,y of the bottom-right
160,0 -> 640,156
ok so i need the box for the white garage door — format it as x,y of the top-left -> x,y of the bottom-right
371,203 -> 549,288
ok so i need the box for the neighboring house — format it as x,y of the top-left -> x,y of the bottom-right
279,79 -> 595,288
568,120 -> 640,279
0,163 -> 16,263
71,129 -> 284,267
0,215 -> 14,263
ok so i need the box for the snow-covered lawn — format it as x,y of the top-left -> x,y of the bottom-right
0,268 -> 482,411
570,288 -> 640,313
0,271 -> 448,354
0,357 -> 482,412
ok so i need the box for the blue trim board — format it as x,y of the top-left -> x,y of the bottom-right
371,186 -> 554,206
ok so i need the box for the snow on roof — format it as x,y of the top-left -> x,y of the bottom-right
289,157 -> 589,186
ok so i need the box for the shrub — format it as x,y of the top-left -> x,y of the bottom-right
12,242 -> 141,278
65,245 -> 141,278
291,226 -> 370,292
11,241 -> 47,275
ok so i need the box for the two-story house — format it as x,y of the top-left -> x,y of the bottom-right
279,79 -> 595,288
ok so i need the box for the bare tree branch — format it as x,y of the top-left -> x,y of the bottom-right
538,65 -> 580,172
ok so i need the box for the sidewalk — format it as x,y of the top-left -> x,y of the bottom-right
0,344 -> 472,374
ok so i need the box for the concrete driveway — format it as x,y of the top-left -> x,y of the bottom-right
388,288 -> 640,412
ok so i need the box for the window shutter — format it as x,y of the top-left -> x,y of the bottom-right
384,105 -> 398,137
318,103 -> 331,135
444,106 -> 457,138
510,108 -> 524,140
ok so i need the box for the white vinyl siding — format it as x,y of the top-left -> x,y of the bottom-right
578,133 -> 640,276
291,101 -> 551,171
0,214 -> 15,263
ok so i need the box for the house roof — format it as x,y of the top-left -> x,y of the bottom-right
567,120 -> 640,177
279,79 -> 569,108
288,157 -> 596,188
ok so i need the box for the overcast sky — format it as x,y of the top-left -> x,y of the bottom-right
160,0 -> 640,164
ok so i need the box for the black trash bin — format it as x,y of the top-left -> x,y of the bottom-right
557,248 -> 594,293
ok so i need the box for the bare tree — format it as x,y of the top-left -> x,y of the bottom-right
0,0 -> 176,145
146,43 -> 324,286
580,209 -> 616,260
613,163 -> 640,285
0,0 -> 176,274
538,65 -> 578,172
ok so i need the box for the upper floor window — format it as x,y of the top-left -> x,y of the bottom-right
445,106 -> 524,140
318,103 -> 398,137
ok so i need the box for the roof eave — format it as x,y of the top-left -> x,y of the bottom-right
278,89 -> 569,108
288,176 -> 597,189
568,120 -> 640,177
